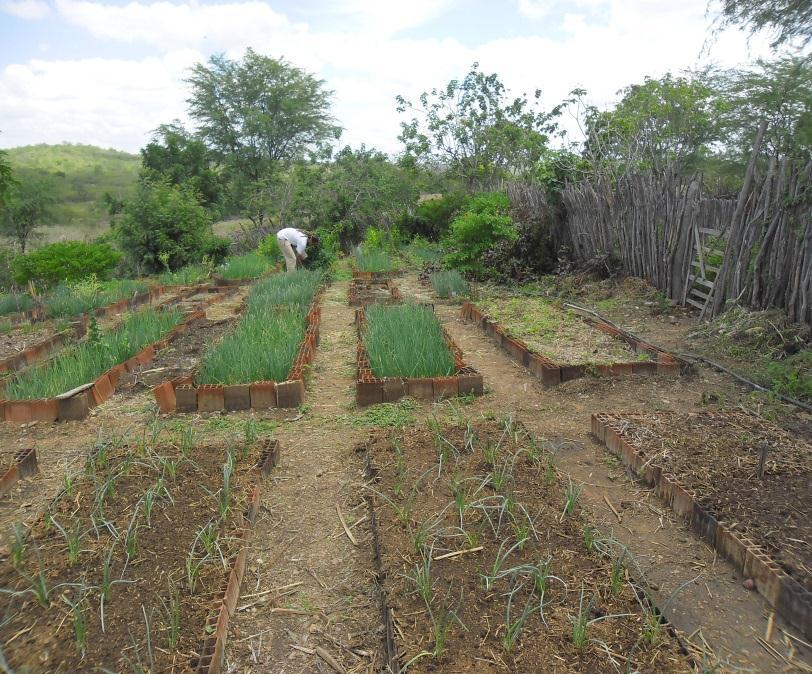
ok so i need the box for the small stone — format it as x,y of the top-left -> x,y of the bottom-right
742,578 -> 755,590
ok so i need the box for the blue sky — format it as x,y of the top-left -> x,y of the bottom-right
0,0 -> 776,153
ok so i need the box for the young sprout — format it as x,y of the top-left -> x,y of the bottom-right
610,551 -> 626,595
583,525 -> 595,553
562,477 -> 582,517
488,459 -> 512,492
242,419 -> 257,460
463,423 -> 476,453
502,580 -> 535,653
30,568 -> 50,607
450,476 -> 469,528
512,519 -> 530,550
62,590 -> 89,655
10,523 -> 26,568
142,487 -> 157,525
126,525 -> 138,562
159,456 -> 180,480
393,443 -> 406,497
158,580 -> 181,649
51,518 -> 83,566
544,453 -> 556,485
179,423 -> 195,457
483,538 -> 524,591
571,588 -> 596,650
482,441 -> 498,467
407,548 -> 434,605
63,471 -> 75,496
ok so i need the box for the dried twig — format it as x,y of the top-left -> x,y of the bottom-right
336,504 -> 358,546
603,495 -> 622,522
433,546 -> 484,561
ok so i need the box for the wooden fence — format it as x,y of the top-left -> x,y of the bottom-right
549,154 -> 812,326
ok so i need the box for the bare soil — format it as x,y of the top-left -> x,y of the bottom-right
0,323 -> 68,362
365,421 -> 691,673
0,436 -> 258,673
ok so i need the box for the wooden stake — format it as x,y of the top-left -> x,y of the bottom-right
434,546 -> 484,561
336,504 -> 358,546
603,495 -> 622,522
757,442 -> 769,480
315,646 -> 346,674
765,610 -> 775,641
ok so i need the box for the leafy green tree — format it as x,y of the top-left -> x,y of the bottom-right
13,241 -> 121,286
117,179 -> 213,273
0,148 -> 15,208
444,192 -> 517,278
397,63 -> 565,188
186,49 -> 341,228
583,71 -> 725,172
140,122 -> 222,209
397,193 -> 468,241
0,179 -> 54,253
713,0 -> 812,48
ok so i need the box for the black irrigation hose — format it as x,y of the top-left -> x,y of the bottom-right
563,301 -> 812,415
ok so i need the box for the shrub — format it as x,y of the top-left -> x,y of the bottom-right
443,192 -> 517,279
201,235 -> 231,265
398,193 -> 467,240
117,179 -> 212,273
13,241 -> 122,287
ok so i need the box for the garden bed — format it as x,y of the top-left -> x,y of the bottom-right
461,300 -> 684,387
355,303 -> 483,406
154,271 -> 324,412
348,279 -> 402,306
0,429 -> 279,673
214,253 -> 279,286
0,289 -> 236,423
592,411 -> 812,639
362,419 -> 690,672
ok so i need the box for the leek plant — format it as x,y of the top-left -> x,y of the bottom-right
364,304 -> 456,378
5,307 -> 183,400
353,246 -> 393,272
218,252 -> 274,280
430,270 -> 468,299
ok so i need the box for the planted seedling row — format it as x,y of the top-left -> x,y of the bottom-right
214,253 -> 280,286
0,288 -> 237,423
0,420 -> 279,673
355,303 -> 483,406
460,301 -> 684,387
155,270 -> 325,413
593,411 -> 812,640
363,418 -> 691,672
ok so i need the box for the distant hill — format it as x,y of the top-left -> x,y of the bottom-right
5,143 -> 141,243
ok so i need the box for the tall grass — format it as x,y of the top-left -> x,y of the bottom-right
404,238 -> 442,263
0,293 -> 35,316
354,246 -> 393,273
197,270 -> 321,384
218,253 -> 274,281
43,280 -> 150,319
364,304 -> 456,378
6,307 -> 183,400
431,270 -> 468,299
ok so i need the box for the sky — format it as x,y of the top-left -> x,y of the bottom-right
0,0 -> 778,155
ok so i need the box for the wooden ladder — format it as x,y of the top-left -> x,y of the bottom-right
683,225 -> 725,315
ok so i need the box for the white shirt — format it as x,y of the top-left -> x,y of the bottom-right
276,228 -> 308,257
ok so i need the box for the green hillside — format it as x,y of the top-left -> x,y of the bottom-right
5,143 -> 141,243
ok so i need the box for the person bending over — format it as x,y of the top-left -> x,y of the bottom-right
276,227 -> 316,273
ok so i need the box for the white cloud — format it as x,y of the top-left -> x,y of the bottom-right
1,0 -> 51,20
328,0 -> 460,35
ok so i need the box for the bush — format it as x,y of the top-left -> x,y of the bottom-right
443,192 -> 517,279
201,235 -> 231,264
117,179 -> 212,273
13,241 -> 122,287
398,193 -> 467,240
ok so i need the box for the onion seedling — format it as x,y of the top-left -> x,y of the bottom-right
562,477 -> 582,517
158,580 -> 181,649
430,270 -> 468,299
502,580 -> 535,653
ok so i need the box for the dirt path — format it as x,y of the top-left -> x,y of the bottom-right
226,281 -> 383,673
0,288 -> 248,554
397,274 -> 811,673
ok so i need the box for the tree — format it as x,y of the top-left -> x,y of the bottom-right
0,148 -> 15,209
582,71 -> 725,173
0,180 -> 53,253
396,63 -> 566,188
13,241 -> 121,286
186,49 -> 341,228
116,179 -> 214,273
713,0 -> 812,48
140,122 -> 222,209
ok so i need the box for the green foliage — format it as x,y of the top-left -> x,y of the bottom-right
0,148 -> 15,208
3,143 -> 139,230
364,304 -> 456,378
257,235 -> 284,263
43,278 -> 149,319
431,270 -> 468,299
397,193 -> 467,240
397,63 -> 566,186
13,241 -> 121,286
6,307 -> 182,399
713,0 -> 812,48
402,237 -> 442,263
218,252 -> 273,280
353,246 -> 393,273
444,192 -> 516,278
0,179 -> 54,252
117,178 -> 213,273
0,291 -> 34,315
766,349 -> 812,401
198,270 -> 321,384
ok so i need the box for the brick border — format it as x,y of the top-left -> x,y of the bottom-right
192,438 -> 280,674
460,301 -> 686,387
0,448 -> 37,498
351,270 -> 396,282
347,279 -> 402,307
592,412 -> 812,640
155,290 -> 324,413
355,305 -> 483,407
0,288 -> 238,424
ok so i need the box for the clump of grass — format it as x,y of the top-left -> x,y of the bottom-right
364,304 -> 456,378
218,252 -> 274,280
0,292 -> 34,316
6,307 -> 183,399
43,279 -> 150,319
354,246 -> 393,273
431,270 -> 468,299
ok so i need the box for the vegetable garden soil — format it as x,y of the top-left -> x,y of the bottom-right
0,322 -> 68,362
0,436 -> 260,673
476,293 -> 647,365
604,411 -> 812,591
365,421 -> 690,673
350,280 -> 399,305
